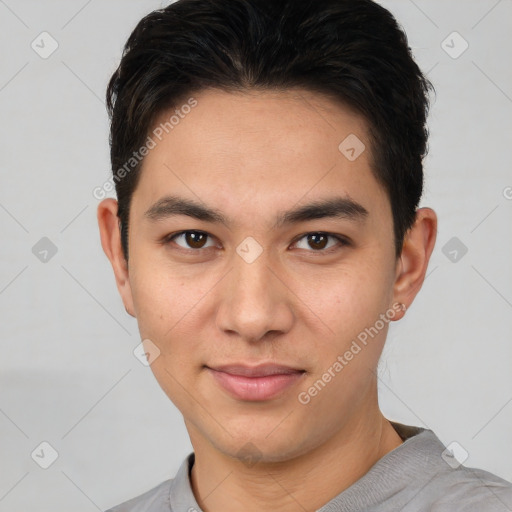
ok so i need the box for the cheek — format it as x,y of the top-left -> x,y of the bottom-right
128,258 -> 192,343
295,258 -> 393,344
130,267 -> 205,405
128,255 -> 220,362
130,274 -> 175,338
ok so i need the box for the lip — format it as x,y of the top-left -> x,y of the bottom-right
206,364 -> 305,401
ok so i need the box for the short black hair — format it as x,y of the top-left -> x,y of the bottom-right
106,0 -> 433,260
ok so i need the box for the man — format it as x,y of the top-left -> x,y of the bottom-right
98,0 -> 512,510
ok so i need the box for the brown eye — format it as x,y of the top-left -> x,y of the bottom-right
307,233 -> 329,250
170,231 -> 215,250
185,232 -> 208,249
293,232 -> 348,252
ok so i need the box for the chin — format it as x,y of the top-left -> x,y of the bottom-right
211,428 -> 310,466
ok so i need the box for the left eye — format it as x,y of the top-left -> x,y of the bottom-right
293,233 -> 345,251
170,231 -> 217,250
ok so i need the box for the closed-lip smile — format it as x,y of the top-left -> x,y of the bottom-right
206,363 -> 306,401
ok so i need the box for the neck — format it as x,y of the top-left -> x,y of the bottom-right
188,404 -> 403,512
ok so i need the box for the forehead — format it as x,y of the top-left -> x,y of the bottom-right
132,88 -> 390,226
149,88 -> 369,168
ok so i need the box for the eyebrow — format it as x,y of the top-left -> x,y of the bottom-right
144,195 -> 369,227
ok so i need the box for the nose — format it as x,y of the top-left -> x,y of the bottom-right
215,253 -> 295,343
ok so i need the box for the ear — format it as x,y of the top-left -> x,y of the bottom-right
97,198 -> 136,317
391,207 -> 437,320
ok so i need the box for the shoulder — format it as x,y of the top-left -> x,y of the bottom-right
104,453 -> 196,512
104,478 -> 172,512
384,423 -> 512,511
427,465 -> 512,511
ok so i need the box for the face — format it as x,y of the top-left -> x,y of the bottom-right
108,89 -> 410,462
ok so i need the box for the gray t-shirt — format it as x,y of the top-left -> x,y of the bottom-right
105,423 -> 512,511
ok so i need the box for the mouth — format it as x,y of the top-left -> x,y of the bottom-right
205,363 -> 306,402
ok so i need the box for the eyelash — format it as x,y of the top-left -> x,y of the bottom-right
163,230 -> 350,254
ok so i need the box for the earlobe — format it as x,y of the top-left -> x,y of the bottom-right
391,207 -> 437,318
97,198 -> 136,317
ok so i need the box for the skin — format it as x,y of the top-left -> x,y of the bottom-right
98,88 -> 437,512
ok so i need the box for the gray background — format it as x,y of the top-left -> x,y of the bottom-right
0,0 -> 511,510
